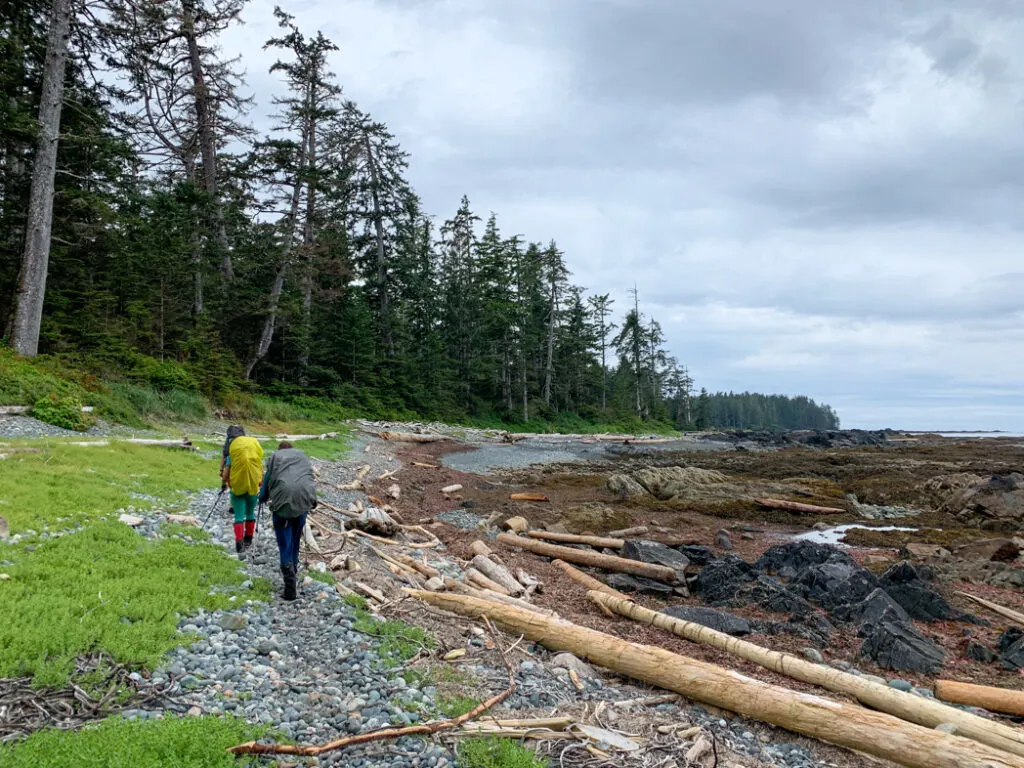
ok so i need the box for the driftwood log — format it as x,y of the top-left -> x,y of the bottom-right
755,498 -> 845,515
957,592 -> 1024,628
496,533 -> 677,582
607,526 -> 649,538
465,568 -> 512,597
936,680 -> 1024,718
526,530 -> 625,549
470,555 -> 524,596
409,590 -> 1024,768
442,578 -> 558,618
552,560 -> 632,601
376,432 -> 451,443
509,493 -> 549,502
590,591 -> 1024,759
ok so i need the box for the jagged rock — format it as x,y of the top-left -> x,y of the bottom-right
752,614 -> 835,646
662,605 -> 751,636
218,614 -> 248,632
794,558 -> 878,610
879,561 -> 964,622
605,573 -> 675,595
998,628 -> 1024,669
562,503 -> 631,535
606,474 -> 648,500
694,555 -> 756,605
118,514 -> 145,527
674,544 -> 714,566
954,538 -> 1020,563
966,641 -> 997,664
632,466 -> 728,500
551,652 -> 597,679
748,575 -> 814,616
621,540 -> 690,574
714,529 -> 733,551
859,618 -> 945,673
835,588 -> 910,632
904,543 -> 950,559
944,474 -> 1024,530
755,540 -> 853,580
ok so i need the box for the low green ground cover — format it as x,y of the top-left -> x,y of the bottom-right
0,522 -> 268,687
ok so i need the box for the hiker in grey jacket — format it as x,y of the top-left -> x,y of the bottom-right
258,441 -> 317,600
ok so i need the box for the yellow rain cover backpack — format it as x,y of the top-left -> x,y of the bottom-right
228,435 -> 264,496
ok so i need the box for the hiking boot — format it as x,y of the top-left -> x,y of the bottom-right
235,540 -> 245,559
282,564 -> 298,601
242,535 -> 253,552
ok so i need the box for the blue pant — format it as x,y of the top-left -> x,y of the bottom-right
272,513 -> 306,567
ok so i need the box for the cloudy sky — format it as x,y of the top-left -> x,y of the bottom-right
223,0 -> 1024,431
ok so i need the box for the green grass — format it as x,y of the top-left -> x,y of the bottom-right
0,441 -> 217,533
436,693 -> 481,717
306,569 -> 335,585
159,521 -> 211,542
289,434 -> 351,460
0,714 -> 270,768
348,600 -> 435,668
0,522 -> 268,686
457,737 -> 548,768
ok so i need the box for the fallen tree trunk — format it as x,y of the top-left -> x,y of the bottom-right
957,592 -> 1024,628
552,560 -> 633,602
936,680 -> 1024,718
126,438 -> 195,450
470,555 -> 524,596
274,432 -> 338,441
527,531 -> 625,549
466,568 -> 513,596
395,554 -> 439,580
443,578 -> 558,618
607,526 -> 649,538
497,533 -> 677,583
377,432 -> 451,443
589,591 -> 1024,759
509,493 -> 549,502
408,591 -> 1024,768
755,498 -> 845,515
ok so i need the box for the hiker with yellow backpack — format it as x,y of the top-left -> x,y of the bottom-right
221,426 -> 264,558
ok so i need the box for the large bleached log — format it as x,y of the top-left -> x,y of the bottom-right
935,680 -> 1024,718
957,592 -> 1024,628
470,555 -> 524,596
496,533 -> 677,583
589,591 -> 1024,760
755,498 -> 845,515
552,560 -> 633,602
465,568 -> 512,597
527,531 -> 625,549
408,591 -> 1024,768
442,578 -> 558,619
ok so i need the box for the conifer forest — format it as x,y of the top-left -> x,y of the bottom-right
0,0 -> 840,431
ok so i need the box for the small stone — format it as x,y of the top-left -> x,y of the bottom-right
119,514 -> 145,527
0,574 -> 10,581
888,679 -> 913,692
802,648 -> 824,664
714,530 -> 733,551
187,706 -> 203,717
218,614 -> 248,632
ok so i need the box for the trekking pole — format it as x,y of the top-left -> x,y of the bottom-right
200,488 -> 226,531
254,502 -> 265,557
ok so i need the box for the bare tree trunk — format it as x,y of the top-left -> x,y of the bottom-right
298,115 -> 317,375
9,0 -> 74,356
543,279 -> 555,406
364,135 -> 391,357
246,131 -> 308,379
181,0 -> 231,281
191,229 -> 203,316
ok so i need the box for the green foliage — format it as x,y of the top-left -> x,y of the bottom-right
342,593 -> 369,611
348,601 -> 435,667
436,693 -> 480,717
0,522 -> 267,685
306,569 -> 334,585
457,737 -> 548,768
0,440 -> 217,533
159,521 -> 211,542
0,350 -> 94,406
29,395 -> 95,432
0,714 -> 270,768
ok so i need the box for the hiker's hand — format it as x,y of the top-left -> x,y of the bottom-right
220,482 -> 227,493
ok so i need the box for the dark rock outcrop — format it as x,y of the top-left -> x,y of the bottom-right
605,573 -> 676,596
878,561 -> 964,622
662,605 -> 752,636
859,619 -> 945,673
622,540 -> 690,574
674,544 -> 715,566
755,540 -> 853,580
694,555 -> 756,605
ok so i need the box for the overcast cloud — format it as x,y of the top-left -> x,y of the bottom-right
223,0 -> 1024,431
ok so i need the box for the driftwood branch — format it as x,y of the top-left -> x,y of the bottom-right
227,617 -> 515,756
755,498 -> 845,515
496,533 -> 677,582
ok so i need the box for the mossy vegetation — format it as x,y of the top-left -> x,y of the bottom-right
457,737 -> 548,768
0,522 -> 267,686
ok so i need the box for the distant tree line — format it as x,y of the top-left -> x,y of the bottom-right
0,0 -> 840,430
692,391 -> 841,431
